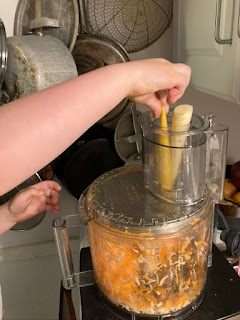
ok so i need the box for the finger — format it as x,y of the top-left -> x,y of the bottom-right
45,201 -> 59,213
168,85 -> 188,104
167,88 -> 184,104
49,181 -> 62,191
34,181 -> 62,194
155,90 -> 169,114
144,95 -> 163,119
48,190 -> 59,205
130,93 -> 162,119
168,87 -> 182,97
167,74 -> 189,105
46,204 -> 59,214
46,195 -> 60,210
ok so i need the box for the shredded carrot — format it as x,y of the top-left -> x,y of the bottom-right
143,275 -> 152,282
183,278 -> 191,291
190,218 -> 201,226
87,211 -> 210,316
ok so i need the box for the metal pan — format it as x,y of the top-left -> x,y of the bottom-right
0,19 -> 9,106
0,19 -> 8,90
71,0 -> 130,125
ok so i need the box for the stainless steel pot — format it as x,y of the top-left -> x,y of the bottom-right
4,34 -> 78,100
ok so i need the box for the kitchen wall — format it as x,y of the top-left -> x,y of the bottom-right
174,88 -> 240,164
0,0 -> 18,37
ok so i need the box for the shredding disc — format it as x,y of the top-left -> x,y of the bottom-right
79,165 -> 210,233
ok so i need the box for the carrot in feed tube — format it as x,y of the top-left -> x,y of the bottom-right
157,106 -> 172,190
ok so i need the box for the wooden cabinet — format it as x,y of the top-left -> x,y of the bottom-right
173,0 -> 240,103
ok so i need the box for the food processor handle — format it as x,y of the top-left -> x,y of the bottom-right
52,215 -> 95,290
205,121 -> 228,203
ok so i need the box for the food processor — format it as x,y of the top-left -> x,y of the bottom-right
53,108 -> 228,319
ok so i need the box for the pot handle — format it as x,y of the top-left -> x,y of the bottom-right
30,0 -> 60,33
52,215 -> 94,290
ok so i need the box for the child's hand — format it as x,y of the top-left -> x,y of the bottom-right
7,181 -> 61,224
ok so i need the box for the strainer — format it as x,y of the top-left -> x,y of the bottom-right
85,0 -> 173,53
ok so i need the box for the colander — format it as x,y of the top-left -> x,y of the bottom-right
86,0 -> 173,53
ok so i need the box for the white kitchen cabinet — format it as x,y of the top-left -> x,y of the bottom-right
173,0 -> 240,103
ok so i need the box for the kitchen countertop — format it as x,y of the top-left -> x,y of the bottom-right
79,245 -> 240,320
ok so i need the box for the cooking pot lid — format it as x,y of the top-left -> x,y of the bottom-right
82,165 -> 208,231
14,0 -> 79,52
0,19 -> 7,89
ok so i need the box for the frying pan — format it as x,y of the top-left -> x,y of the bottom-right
0,19 -> 7,90
0,19 -> 9,106
55,124 -> 124,199
71,0 -> 130,125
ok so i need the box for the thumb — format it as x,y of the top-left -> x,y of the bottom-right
144,95 -> 163,119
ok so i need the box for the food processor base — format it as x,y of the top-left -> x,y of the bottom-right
97,288 -> 205,320
80,245 -> 240,320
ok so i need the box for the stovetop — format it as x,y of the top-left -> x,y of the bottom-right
80,245 -> 240,320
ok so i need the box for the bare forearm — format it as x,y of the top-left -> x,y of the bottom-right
0,64 -> 131,195
0,59 -> 191,195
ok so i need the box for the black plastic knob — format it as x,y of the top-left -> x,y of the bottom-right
221,229 -> 240,257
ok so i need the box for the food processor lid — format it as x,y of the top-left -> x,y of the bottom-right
84,165 -> 208,231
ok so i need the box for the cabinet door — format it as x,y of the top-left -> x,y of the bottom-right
173,0 -> 240,103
